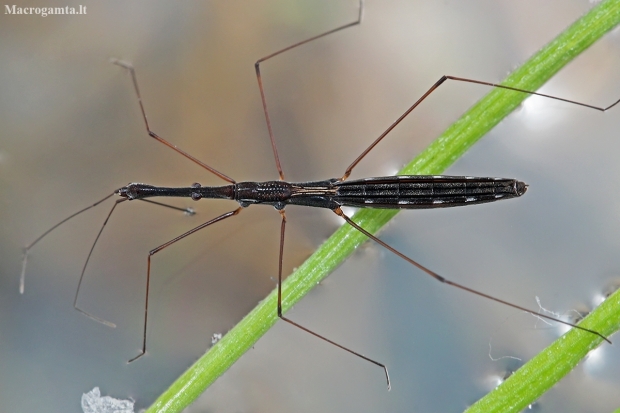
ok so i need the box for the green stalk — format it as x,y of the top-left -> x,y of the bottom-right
466,287 -> 620,413
147,1 -> 620,411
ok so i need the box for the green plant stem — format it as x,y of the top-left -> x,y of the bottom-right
147,1 -> 620,411
466,287 -> 620,413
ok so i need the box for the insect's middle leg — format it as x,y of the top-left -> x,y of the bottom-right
275,209 -> 391,390
254,0 -> 364,181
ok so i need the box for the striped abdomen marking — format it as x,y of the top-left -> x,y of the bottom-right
333,176 -> 527,209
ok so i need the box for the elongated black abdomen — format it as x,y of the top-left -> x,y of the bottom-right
333,176 -> 527,209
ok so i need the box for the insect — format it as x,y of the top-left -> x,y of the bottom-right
12,0 -> 620,412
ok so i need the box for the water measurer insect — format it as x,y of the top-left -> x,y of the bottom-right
14,0 -> 620,408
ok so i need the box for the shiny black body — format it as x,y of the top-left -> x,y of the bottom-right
116,175 -> 527,210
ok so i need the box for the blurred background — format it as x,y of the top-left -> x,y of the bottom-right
2,0 -> 620,412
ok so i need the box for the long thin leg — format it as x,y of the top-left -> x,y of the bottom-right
140,199 -> 196,216
275,209 -> 391,389
128,206 -> 243,363
255,0 -> 364,180
333,207 -> 610,344
74,198 -> 194,326
341,75 -> 620,180
111,58 -> 236,184
20,193 -> 115,294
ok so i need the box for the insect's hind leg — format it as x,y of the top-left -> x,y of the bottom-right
275,209 -> 391,390
332,207 -> 610,344
254,0 -> 364,181
341,75 -> 620,180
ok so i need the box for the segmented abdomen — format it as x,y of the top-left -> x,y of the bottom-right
333,175 -> 525,209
